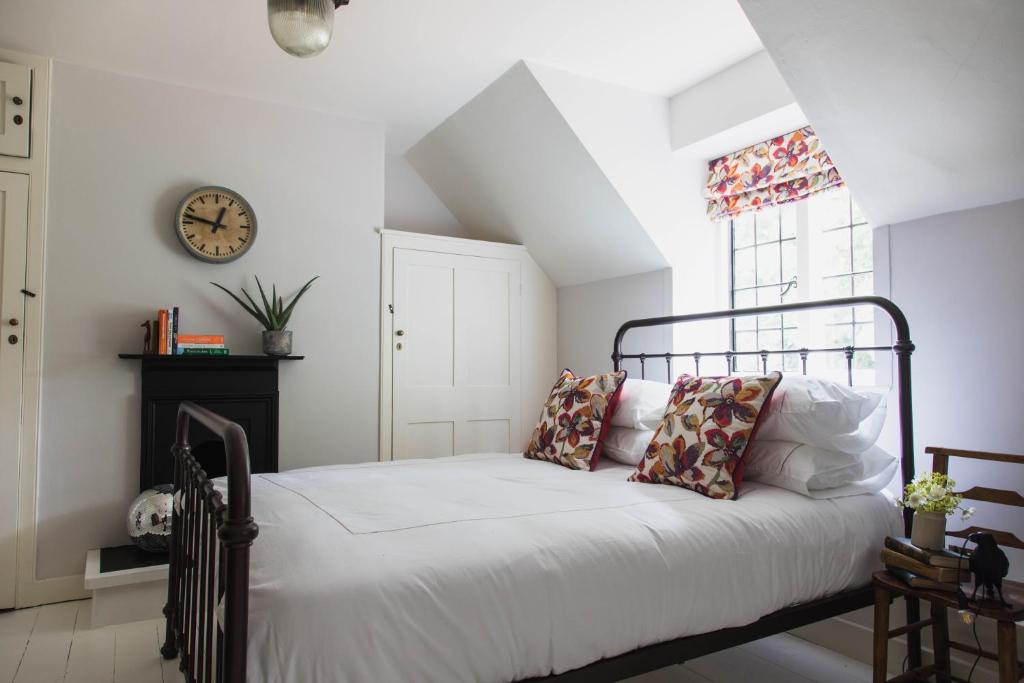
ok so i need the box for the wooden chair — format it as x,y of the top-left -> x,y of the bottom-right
872,447 -> 1024,683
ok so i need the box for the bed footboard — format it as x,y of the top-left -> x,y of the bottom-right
161,401 -> 258,683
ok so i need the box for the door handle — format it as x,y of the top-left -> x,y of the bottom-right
9,318 -> 18,326
395,330 -> 405,336
7,335 -> 17,345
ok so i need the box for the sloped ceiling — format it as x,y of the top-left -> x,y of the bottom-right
406,63 -> 669,287
739,0 -> 1024,226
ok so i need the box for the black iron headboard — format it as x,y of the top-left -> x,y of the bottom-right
611,295 -> 915,535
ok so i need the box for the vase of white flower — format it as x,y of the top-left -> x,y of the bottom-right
899,471 -> 976,550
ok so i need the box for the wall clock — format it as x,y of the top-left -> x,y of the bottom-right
174,186 -> 257,264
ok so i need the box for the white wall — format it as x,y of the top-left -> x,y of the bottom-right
407,62 -> 668,287
796,198 -> 1024,682
557,269 -> 673,380
520,254 -> 559,448
384,154 -> 467,237
887,197 -> 1024,575
37,62 -> 386,579
528,64 -> 692,268
668,50 -> 802,156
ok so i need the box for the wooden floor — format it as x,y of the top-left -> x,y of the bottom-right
1,599 -> 875,683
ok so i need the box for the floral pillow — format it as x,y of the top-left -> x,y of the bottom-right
525,369 -> 627,471
629,372 -> 781,499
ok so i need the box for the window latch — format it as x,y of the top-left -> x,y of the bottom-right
780,276 -> 798,299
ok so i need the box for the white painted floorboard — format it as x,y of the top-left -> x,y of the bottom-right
0,599 -> 876,682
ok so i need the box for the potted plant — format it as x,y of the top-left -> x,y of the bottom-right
211,276 -> 318,356
898,471 -> 976,549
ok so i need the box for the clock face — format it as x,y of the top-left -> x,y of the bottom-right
174,186 -> 257,264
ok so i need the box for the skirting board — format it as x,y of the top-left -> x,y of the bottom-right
16,573 -> 90,608
792,607 -> 1012,683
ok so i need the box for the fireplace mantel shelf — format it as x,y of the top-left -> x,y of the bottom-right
118,354 -> 304,361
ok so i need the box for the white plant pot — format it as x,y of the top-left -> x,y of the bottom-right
910,511 -> 947,550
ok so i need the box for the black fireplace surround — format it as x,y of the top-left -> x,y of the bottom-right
120,355 -> 299,490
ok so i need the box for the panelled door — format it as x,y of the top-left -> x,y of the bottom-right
391,247 -> 521,459
0,172 -> 29,608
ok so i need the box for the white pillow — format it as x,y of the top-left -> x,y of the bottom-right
603,427 -> 655,466
611,379 -> 673,431
744,439 -> 898,498
756,375 -> 886,454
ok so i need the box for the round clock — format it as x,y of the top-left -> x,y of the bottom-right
174,186 -> 257,264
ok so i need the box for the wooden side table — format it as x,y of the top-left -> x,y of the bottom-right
872,446 -> 1024,683
872,570 -> 1023,682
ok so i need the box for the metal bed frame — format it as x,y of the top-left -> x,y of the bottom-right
161,295 -> 919,683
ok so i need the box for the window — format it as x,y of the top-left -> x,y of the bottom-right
729,186 -> 874,384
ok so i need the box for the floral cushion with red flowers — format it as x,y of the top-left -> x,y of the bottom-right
525,369 -> 627,471
629,372 -> 781,499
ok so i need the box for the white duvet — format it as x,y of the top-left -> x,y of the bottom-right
241,453 -> 900,682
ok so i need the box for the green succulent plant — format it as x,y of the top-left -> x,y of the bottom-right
211,276 -> 318,331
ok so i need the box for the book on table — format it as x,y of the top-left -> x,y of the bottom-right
880,547 -> 970,583
885,567 -> 960,593
884,536 -> 971,569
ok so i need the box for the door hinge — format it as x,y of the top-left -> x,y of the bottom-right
388,304 -> 394,314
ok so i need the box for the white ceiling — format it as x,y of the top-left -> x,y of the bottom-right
0,0 -> 762,152
740,0 -> 1024,226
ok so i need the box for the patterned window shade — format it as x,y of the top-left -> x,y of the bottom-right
705,126 -> 844,222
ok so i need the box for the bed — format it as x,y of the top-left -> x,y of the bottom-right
161,295 -> 922,683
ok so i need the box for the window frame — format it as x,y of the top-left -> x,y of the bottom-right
727,187 -> 875,383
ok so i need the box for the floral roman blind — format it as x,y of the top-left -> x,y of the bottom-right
705,126 -> 844,222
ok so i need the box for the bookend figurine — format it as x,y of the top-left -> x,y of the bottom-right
956,532 -> 1011,616
969,533 -> 1011,607
141,320 -> 156,355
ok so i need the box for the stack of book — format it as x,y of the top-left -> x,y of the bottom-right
882,536 -> 971,592
176,334 -> 229,356
153,308 -> 229,356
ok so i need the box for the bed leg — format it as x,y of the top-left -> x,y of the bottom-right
160,603 -> 178,659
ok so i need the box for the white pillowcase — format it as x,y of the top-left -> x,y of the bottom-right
756,375 -> 887,454
744,439 -> 898,498
603,427 -> 655,466
610,379 -> 673,431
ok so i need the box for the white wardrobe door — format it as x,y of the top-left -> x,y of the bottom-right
392,248 -> 520,459
0,172 -> 29,608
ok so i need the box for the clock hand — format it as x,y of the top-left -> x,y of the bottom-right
184,213 -> 220,227
211,207 -> 227,233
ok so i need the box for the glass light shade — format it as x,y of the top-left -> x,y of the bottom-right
268,0 -> 335,58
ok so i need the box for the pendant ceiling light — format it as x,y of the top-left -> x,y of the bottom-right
268,0 -> 349,58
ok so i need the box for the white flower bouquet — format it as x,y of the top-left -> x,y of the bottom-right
898,471 -> 975,519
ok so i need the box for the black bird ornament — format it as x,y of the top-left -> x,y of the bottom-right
968,533 -> 1011,607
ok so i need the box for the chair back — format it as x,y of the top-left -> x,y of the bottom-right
926,446 -> 1024,550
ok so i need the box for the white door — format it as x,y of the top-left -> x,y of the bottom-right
391,248 -> 521,459
0,172 -> 29,608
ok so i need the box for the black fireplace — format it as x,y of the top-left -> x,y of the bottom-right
120,354 -> 301,490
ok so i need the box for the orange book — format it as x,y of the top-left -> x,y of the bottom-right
177,334 -> 224,345
157,310 -> 169,355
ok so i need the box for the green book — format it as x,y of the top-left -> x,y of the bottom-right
179,348 -> 230,356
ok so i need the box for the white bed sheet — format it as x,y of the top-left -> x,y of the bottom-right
240,453 -> 900,682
